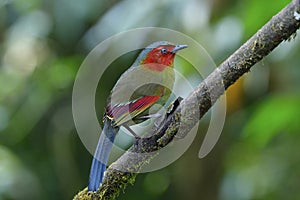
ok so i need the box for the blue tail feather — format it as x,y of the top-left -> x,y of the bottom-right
88,119 -> 118,191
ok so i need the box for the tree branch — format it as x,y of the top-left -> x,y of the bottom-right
74,1 -> 300,199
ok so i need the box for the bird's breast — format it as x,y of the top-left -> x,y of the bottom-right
108,65 -> 175,106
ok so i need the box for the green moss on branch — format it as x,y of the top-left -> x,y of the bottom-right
74,1 -> 300,199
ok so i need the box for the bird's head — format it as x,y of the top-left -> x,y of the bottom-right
136,41 -> 188,71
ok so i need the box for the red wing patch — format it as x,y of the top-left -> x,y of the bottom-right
106,95 -> 160,126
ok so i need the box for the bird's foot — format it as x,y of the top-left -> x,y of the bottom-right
123,124 -> 140,139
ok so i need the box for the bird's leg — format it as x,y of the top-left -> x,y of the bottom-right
153,114 -> 165,128
123,124 -> 140,139
138,113 -> 162,119
123,97 -> 183,138
138,113 -> 163,128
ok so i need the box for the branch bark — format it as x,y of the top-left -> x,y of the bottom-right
74,1 -> 300,199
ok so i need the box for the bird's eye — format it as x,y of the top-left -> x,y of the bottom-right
160,48 -> 167,54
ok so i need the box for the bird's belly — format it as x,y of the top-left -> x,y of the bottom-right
107,66 -> 175,126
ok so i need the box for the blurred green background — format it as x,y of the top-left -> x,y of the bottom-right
1,0 -> 300,199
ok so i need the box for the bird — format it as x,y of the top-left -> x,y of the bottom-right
88,41 -> 188,191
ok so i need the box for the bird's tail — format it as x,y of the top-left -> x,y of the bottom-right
88,118 -> 118,191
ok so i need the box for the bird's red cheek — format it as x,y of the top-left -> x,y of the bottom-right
160,54 -> 175,65
142,50 -> 175,71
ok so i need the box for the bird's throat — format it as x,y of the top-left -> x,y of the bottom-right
141,53 -> 175,71
142,63 -> 173,72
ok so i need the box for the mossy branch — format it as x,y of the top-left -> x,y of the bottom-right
74,1 -> 300,199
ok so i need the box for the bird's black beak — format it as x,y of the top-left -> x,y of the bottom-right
172,44 -> 188,53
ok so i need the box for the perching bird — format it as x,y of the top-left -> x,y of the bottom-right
88,41 -> 188,191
